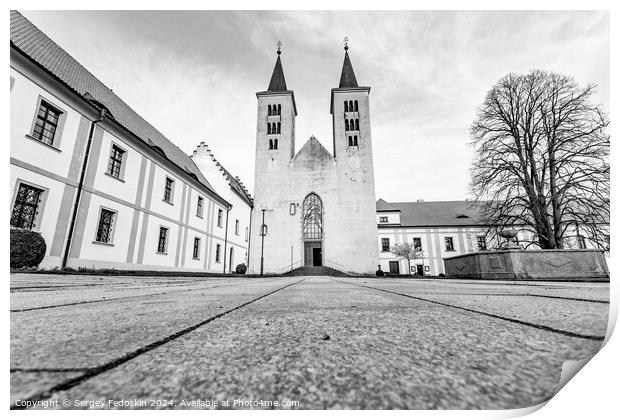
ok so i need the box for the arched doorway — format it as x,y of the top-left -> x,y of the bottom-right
302,193 -> 323,266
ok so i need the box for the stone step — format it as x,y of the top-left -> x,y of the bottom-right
285,265 -> 349,277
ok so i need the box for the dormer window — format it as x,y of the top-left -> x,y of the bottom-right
379,216 -> 388,223
456,214 -> 470,219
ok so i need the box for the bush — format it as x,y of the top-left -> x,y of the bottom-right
10,228 -> 46,268
438,273 -> 446,277
235,263 -> 247,274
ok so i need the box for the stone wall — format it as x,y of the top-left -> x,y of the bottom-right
444,249 -> 609,280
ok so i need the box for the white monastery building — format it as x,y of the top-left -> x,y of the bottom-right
10,11 -> 251,272
248,44 -> 379,275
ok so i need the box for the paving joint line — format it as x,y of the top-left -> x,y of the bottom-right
11,277 -> 307,410
11,278 -> 285,312
334,279 -> 606,341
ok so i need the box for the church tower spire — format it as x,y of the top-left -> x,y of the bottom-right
338,38 -> 359,88
267,41 -> 288,91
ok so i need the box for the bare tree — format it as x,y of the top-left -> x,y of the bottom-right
391,242 -> 425,275
470,70 -> 609,250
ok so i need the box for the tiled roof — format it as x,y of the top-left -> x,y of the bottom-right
339,50 -> 359,88
376,199 -> 485,227
267,55 -> 288,92
10,10 -> 218,194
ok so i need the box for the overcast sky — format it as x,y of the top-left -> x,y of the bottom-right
21,10 -> 609,202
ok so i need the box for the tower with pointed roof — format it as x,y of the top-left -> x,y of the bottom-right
249,41 -> 377,275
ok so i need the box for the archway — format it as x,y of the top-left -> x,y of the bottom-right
302,193 -> 323,266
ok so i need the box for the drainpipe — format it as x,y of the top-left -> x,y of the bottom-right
222,207 -> 230,273
61,109 -> 106,269
247,206 -> 253,269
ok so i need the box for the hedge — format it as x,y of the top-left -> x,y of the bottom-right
10,228 -> 46,268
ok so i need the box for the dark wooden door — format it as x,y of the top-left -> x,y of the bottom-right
389,261 -> 400,274
416,264 -> 424,276
313,247 -> 322,266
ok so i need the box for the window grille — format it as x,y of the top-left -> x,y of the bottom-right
302,193 -> 323,239
10,184 -> 44,230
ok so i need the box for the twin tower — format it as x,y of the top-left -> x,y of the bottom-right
249,45 -> 378,275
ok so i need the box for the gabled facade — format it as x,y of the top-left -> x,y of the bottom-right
10,11 -> 234,272
191,142 -> 253,272
249,46 -> 378,275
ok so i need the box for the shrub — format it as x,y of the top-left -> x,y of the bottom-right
10,228 -> 46,268
235,263 -> 247,274
438,273 -> 446,277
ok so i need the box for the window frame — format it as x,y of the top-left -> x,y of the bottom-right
27,95 -> 67,151
413,237 -> 422,252
93,206 -> 117,245
10,180 -> 48,232
157,226 -> 170,254
163,176 -> 175,204
105,142 -> 127,181
445,237 -> 455,252
192,236 -> 201,260
215,243 -> 222,263
381,238 -> 390,252
235,219 -> 240,235
477,236 -> 487,251
196,196 -> 204,218
217,209 -> 223,227
379,216 -> 388,223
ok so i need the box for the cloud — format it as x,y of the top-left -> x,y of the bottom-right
21,10 -> 609,201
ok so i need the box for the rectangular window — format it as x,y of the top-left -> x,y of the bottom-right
477,236 -> 487,251
215,244 -> 221,263
157,226 -> 169,253
235,219 -> 239,235
106,144 -> 125,179
163,177 -> 174,203
193,237 -> 201,260
95,208 -> 116,244
379,216 -> 388,223
197,196 -> 204,217
413,237 -> 422,252
381,238 -> 390,252
445,237 -> 455,252
217,209 -> 223,227
32,100 -> 61,146
577,236 -> 587,249
11,183 -> 44,230
245,226 -> 249,242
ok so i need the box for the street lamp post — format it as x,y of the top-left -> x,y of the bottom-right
260,209 -> 266,276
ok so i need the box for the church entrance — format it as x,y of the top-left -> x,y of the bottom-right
304,241 -> 322,266
302,193 -> 323,267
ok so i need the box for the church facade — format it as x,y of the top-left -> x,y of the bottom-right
248,47 -> 378,275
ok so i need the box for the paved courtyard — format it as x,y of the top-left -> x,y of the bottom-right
10,274 -> 610,410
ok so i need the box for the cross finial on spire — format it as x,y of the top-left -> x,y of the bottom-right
344,36 -> 349,51
276,40 -> 282,55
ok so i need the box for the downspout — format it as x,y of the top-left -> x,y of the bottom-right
247,206 -> 253,269
62,109 -> 106,269
222,206 -> 230,273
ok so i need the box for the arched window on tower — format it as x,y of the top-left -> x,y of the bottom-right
302,193 -> 323,239
344,101 -> 348,112
354,100 -> 359,111
345,120 -> 349,131
350,119 -> 355,130
277,122 -> 281,134
277,104 -> 281,115
348,136 -> 353,146
355,119 -> 359,130
274,139 -> 278,149
267,124 -> 272,134
349,100 -> 354,111
353,135 -> 358,146
269,139 -> 273,150
268,105 -> 272,116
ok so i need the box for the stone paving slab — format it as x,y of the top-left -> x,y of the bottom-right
11,278 -> 295,369
10,277 -> 278,311
39,277 -> 604,410
10,274 -> 609,410
338,281 -> 609,337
